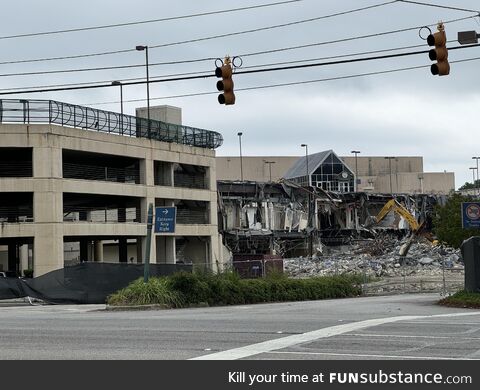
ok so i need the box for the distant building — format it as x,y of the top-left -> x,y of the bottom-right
216,153 -> 454,195
284,150 -> 355,193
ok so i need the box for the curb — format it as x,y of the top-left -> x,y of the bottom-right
105,303 -> 170,311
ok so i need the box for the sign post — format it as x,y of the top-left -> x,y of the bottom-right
144,203 -> 154,283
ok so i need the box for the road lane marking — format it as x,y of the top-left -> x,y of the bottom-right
191,312 -> 480,360
342,333 -> 480,340
267,351 -> 480,360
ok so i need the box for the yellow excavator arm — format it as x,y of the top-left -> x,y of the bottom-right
375,199 -> 420,231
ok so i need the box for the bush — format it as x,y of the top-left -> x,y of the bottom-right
168,272 -> 212,305
107,272 -> 362,307
107,277 -> 185,307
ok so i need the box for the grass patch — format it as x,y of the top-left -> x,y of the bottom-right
439,290 -> 480,309
107,272 -> 362,308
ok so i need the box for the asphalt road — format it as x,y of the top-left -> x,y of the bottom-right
0,294 -> 479,360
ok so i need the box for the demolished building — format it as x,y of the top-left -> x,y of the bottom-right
217,180 -> 443,258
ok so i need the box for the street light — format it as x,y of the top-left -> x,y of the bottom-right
350,150 -> 360,192
264,161 -> 275,182
301,144 -> 309,186
418,174 -> 424,194
472,157 -> 480,195
237,132 -> 243,181
384,157 -> 395,195
136,45 -> 150,138
301,143 -> 313,257
111,81 -> 123,133
470,167 -> 477,195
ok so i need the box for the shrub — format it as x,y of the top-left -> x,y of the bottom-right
107,277 -> 185,307
168,272 -> 211,305
107,272 -> 362,307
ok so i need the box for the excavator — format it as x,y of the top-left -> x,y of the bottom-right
368,198 -> 425,257
374,199 -> 421,232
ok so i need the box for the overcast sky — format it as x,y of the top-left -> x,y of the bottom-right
1,0 -> 480,188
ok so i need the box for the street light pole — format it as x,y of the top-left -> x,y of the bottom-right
301,144 -> 309,186
111,81 -> 123,133
470,167 -> 477,194
136,45 -> 150,138
351,150 -> 360,192
301,144 -> 312,258
238,132 -> 244,181
472,157 -> 480,196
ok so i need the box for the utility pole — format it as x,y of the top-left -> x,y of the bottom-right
351,150 -> 360,191
470,167 -> 477,195
301,144 -> 312,258
238,132 -> 243,181
472,157 -> 480,196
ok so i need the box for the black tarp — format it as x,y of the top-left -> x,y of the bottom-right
0,262 -> 192,304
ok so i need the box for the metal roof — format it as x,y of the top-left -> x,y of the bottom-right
283,150 -> 333,179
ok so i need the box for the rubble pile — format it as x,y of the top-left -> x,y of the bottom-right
284,235 -> 464,279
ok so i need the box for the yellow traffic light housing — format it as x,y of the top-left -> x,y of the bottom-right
215,57 -> 235,105
427,23 -> 450,76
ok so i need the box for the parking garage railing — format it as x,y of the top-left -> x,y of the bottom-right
0,99 -> 223,149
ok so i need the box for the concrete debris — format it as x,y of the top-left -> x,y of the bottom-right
284,236 -> 464,279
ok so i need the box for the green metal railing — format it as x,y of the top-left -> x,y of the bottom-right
0,99 -> 223,149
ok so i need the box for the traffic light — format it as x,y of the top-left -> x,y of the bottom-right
427,23 -> 449,76
215,58 -> 235,105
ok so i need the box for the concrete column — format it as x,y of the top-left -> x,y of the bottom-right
20,244 -> 29,272
33,147 -> 62,178
32,145 -> 64,276
155,236 -> 176,264
34,225 -> 64,276
94,241 -> 104,262
140,157 -> 155,187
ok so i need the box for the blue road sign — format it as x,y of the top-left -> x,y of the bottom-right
462,202 -> 480,229
154,207 -> 176,233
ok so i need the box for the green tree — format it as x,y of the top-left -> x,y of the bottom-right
459,180 -> 480,190
433,193 -> 479,248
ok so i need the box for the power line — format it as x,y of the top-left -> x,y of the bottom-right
0,42 -> 433,93
397,0 -> 480,14
147,1 -> 400,50
238,15 -> 475,58
0,41 -> 430,79
87,56 -> 480,105
0,0 -> 399,66
0,0 -> 303,41
1,44 -> 478,96
0,13 -> 470,79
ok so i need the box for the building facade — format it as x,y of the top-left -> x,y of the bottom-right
216,154 -> 455,194
0,99 -> 223,277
